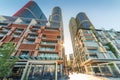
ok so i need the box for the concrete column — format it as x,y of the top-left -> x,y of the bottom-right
107,64 -> 114,76
84,65 -> 88,74
60,64 -> 62,76
113,63 -> 120,74
98,64 -> 103,75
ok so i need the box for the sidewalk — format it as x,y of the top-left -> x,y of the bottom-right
68,73 -> 107,80
59,73 -> 120,80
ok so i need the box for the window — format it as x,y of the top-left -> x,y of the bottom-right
23,39 -> 35,44
89,54 -> 98,59
37,53 -> 59,60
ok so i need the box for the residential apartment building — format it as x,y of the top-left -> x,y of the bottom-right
0,1 -> 64,80
69,12 -> 120,77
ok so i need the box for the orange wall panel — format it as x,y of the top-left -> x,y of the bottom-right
9,24 -> 27,29
19,44 -> 36,51
2,36 -> 12,42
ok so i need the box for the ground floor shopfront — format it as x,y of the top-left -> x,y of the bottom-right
11,60 -> 63,80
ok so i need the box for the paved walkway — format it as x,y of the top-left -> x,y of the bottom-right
68,73 -> 107,80
59,73 -> 120,80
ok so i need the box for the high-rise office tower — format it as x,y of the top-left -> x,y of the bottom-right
0,1 -> 64,80
69,12 -> 120,77
13,1 -> 47,20
49,7 -> 63,28
76,12 -> 93,29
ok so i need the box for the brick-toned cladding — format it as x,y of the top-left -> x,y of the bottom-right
0,1 -> 64,79
10,25 -> 63,63
0,21 -> 63,64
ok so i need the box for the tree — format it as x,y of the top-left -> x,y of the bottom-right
0,42 -> 18,79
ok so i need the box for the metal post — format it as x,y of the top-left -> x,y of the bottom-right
98,64 -> 103,75
55,62 -> 57,80
21,62 -> 29,80
26,63 -> 32,80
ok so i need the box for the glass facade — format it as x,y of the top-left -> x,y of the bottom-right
50,7 -> 62,28
13,1 -> 47,20
76,12 -> 93,29
69,12 -> 120,76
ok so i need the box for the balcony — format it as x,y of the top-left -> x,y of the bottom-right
89,54 -> 98,59
37,53 -> 59,60
41,41 -> 57,45
97,52 -> 105,59
0,22 -> 8,27
19,51 -> 30,59
104,46 -> 110,50
86,50 -> 98,54
0,33 -> 6,37
39,47 -> 55,52
84,42 -> 99,49
1,27 -> 10,32
106,51 -> 117,59
23,39 -> 35,44
15,29 -> 24,33
28,35 -> 38,39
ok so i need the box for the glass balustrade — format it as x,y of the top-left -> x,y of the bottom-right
23,39 -> 35,44
37,53 -> 59,60
39,47 -> 55,51
41,41 -> 57,45
89,54 -> 98,59
84,42 -> 98,47
28,35 -> 38,38
106,51 -> 116,59
0,33 -> 6,37
97,52 -> 105,59
15,29 -> 24,33
20,51 -> 29,59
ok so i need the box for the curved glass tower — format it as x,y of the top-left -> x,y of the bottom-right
49,7 -> 63,28
13,1 -> 47,20
76,12 -> 93,29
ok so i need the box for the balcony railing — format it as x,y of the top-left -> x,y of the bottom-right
39,48 -> 55,51
19,54 -> 30,59
41,42 -> 57,45
28,35 -> 38,38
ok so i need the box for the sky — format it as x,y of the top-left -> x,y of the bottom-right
0,0 -> 120,55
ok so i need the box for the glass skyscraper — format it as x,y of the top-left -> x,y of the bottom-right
69,12 -> 120,77
49,7 -> 63,28
76,12 -> 93,29
13,1 -> 47,20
